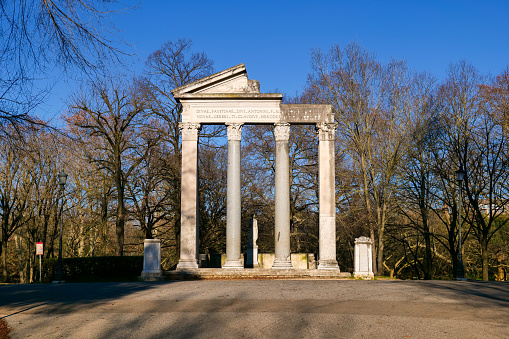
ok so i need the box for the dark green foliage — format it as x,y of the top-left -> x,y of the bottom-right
41,256 -> 143,283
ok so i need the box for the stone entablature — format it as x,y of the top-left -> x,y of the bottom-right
179,99 -> 333,124
181,95 -> 282,124
173,64 -> 332,125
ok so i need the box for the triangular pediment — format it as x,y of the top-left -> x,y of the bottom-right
172,64 -> 260,97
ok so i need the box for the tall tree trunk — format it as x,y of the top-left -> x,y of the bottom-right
1,239 -> 8,283
423,229 -> 432,280
377,229 -> 384,276
421,205 -> 432,279
360,155 -> 376,275
376,203 -> 386,276
116,217 -> 124,256
78,221 -> 85,257
100,194 -> 109,256
370,226 -> 376,275
15,234 -> 25,283
481,236 -> 489,281
145,222 -> 153,239
116,184 -> 125,256
115,152 -> 125,256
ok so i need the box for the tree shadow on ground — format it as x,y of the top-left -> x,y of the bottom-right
416,280 -> 509,307
0,282 -> 170,318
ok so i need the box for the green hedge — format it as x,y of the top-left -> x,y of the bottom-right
41,256 -> 143,283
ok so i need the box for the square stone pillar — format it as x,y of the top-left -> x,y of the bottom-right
223,123 -> 244,268
317,122 -> 340,270
272,123 -> 293,269
354,236 -> 374,279
141,239 -> 163,281
176,122 -> 200,270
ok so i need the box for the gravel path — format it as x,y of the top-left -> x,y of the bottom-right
1,280 -> 508,338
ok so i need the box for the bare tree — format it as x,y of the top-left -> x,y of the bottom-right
307,42 -> 411,275
392,72 -> 441,279
142,38 -> 214,214
0,0 -> 129,128
67,79 -> 156,256
126,121 -> 172,240
141,38 -> 214,258
0,126 -> 37,281
434,61 -> 497,279
459,72 -> 509,281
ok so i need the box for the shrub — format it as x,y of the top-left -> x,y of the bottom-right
41,256 -> 143,282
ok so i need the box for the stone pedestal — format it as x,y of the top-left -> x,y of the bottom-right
224,123 -> 244,268
273,123 -> 293,269
317,123 -> 340,270
354,236 -> 374,279
246,215 -> 259,268
141,239 -> 163,281
176,123 -> 200,270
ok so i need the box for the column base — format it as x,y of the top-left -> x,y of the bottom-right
140,270 -> 164,281
272,258 -> 293,269
176,259 -> 199,270
318,260 -> 340,270
354,272 -> 374,280
223,259 -> 243,268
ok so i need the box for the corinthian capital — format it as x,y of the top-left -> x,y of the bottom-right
179,122 -> 201,141
226,123 -> 243,141
274,122 -> 291,141
316,122 -> 337,141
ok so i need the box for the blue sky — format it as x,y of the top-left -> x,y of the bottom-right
42,0 -> 509,122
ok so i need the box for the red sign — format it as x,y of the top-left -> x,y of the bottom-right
36,242 -> 43,256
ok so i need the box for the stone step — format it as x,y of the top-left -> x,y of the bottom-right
165,268 -> 352,280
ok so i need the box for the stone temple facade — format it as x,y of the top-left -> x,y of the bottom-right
172,64 -> 339,271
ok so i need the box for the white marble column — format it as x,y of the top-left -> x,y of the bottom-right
223,123 -> 244,268
272,123 -> 293,269
317,122 -> 340,270
176,122 -> 201,270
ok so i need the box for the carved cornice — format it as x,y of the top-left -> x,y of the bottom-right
274,122 -> 291,141
226,123 -> 243,141
355,236 -> 372,244
316,122 -> 337,141
179,122 -> 201,141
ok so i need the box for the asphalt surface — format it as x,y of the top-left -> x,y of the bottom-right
1,279 -> 508,338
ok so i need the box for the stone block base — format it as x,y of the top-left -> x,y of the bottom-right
354,272 -> 374,280
223,259 -> 243,268
318,260 -> 340,270
176,259 -> 199,270
140,271 -> 164,281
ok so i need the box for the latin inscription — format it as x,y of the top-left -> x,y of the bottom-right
184,104 -> 333,124
194,108 -> 281,122
281,105 -> 333,123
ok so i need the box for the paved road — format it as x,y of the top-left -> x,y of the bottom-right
1,279 -> 508,338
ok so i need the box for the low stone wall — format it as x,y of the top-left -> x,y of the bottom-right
199,253 -> 316,269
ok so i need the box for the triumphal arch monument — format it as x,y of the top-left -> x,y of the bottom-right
172,64 -> 339,271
